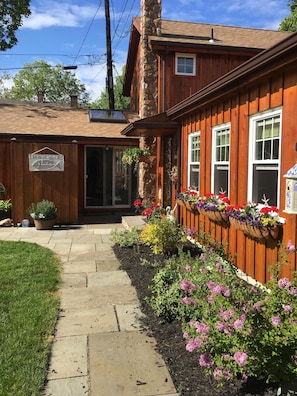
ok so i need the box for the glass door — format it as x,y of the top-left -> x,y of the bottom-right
85,146 -> 131,207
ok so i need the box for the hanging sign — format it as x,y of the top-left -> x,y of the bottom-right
29,147 -> 64,171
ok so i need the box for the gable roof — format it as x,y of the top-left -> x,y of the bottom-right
122,31 -> 297,136
0,101 -> 139,140
123,17 -> 291,95
149,19 -> 292,51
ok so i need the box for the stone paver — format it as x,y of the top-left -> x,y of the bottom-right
47,335 -> 88,380
44,377 -> 89,396
61,284 -> 139,309
89,332 -> 176,396
55,306 -> 119,336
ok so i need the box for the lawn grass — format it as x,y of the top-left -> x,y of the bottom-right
0,241 -> 62,396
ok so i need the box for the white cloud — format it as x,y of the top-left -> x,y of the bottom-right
22,1 -> 105,30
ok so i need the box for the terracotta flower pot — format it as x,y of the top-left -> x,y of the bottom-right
33,218 -> 56,230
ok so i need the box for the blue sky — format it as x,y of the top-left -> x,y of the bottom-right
0,0 -> 290,101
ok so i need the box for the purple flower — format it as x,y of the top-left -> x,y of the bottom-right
253,301 -> 261,311
216,322 -> 225,331
278,278 -> 292,289
234,352 -> 248,367
283,305 -> 293,313
271,316 -> 281,326
186,337 -> 202,352
219,309 -> 235,321
181,296 -> 197,305
183,332 -> 190,339
199,353 -> 214,368
233,314 -> 246,329
286,240 -> 296,254
180,279 -> 197,293
213,367 -> 223,380
195,322 -> 210,334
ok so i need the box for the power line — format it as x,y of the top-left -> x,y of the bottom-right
72,0 -> 104,66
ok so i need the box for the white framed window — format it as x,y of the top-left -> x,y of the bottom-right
175,53 -> 196,76
248,108 -> 281,207
212,123 -> 230,195
188,132 -> 200,191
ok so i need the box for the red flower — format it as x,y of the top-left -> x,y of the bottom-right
133,199 -> 143,207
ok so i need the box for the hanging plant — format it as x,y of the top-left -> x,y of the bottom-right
121,145 -> 151,166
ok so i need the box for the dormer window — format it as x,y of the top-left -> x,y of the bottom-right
175,53 -> 196,76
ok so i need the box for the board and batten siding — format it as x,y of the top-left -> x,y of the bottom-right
7,140 -> 79,225
177,67 -> 297,284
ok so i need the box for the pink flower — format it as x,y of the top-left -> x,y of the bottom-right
278,278 -> 292,289
234,314 -> 246,329
186,337 -> 202,352
234,352 -> 248,367
213,367 -> 223,380
286,240 -> 296,254
216,322 -> 225,331
185,265 -> 192,272
283,305 -> 293,313
271,316 -> 281,326
195,322 -> 210,334
253,301 -> 261,311
180,279 -> 197,293
199,353 -> 214,368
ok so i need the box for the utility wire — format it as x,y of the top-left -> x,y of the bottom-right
72,0 -> 104,66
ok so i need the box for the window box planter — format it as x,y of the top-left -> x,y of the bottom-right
229,217 -> 282,246
200,207 -> 229,227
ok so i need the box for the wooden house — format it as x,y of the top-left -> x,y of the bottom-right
123,16 -> 297,283
0,99 -> 139,224
123,1 -> 291,204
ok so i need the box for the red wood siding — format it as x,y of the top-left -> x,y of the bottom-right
8,141 -> 78,224
161,51 -> 254,109
176,67 -> 297,284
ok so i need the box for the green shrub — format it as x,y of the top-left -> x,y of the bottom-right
147,248 -> 214,322
110,227 -> 140,247
140,217 -> 185,254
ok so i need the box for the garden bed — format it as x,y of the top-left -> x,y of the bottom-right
113,243 -> 278,396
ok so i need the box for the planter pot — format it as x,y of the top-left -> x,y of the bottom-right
200,208 -> 229,227
277,381 -> 297,395
185,201 -> 194,212
229,218 -> 282,247
33,218 -> 56,230
176,199 -> 186,209
0,208 -> 11,221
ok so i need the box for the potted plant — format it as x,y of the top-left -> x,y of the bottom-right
122,145 -> 151,169
0,183 -> 12,221
27,199 -> 57,230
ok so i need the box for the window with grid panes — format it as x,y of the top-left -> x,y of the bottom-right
248,109 -> 281,207
175,53 -> 196,75
188,132 -> 200,191
212,124 -> 230,195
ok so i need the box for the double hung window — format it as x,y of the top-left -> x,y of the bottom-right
248,109 -> 281,207
212,124 -> 230,195
188,132 -> 200,191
